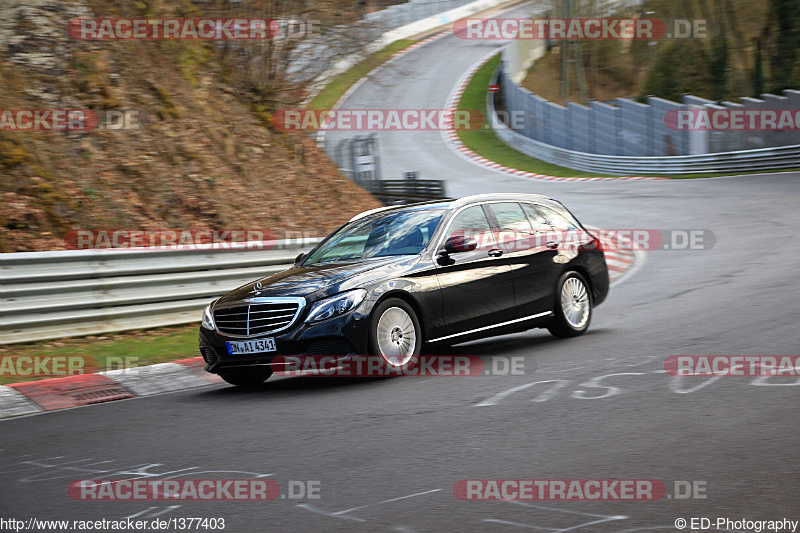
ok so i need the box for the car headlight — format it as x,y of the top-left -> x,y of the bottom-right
305,289 -> 367,323
201,302 -> 216,330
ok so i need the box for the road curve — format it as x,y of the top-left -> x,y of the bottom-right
2,3 -> 799,532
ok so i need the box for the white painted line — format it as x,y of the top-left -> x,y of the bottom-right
295,504 -> 366,522
475,381 -> 538,406
552,517 -> 630,533
506,500 -> 628,519
485,502 -> 628,532
334,488 -> 442,515
482,518 -> 555,530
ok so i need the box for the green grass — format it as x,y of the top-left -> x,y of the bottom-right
0,325 -> 201,385
458,55 -> 800,179
307,39 -> 416,110
456,55 -> 614,178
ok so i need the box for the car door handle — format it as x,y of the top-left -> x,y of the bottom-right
488,249 -> 503,257
546,241 -> 559,249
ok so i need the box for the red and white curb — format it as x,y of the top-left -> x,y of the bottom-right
314,30 -> 451,147
0,357 -> 219,419
592,229 -> 642,286
441,51 -> 667,182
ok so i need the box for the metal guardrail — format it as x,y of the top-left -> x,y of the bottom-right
488,72 -> 800,175
0,239 -> 323,344
365,179 -> 448,204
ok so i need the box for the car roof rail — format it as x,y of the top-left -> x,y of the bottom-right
450,193 -> 554,209
348,193 -> 563,223
348,205 -> 397,222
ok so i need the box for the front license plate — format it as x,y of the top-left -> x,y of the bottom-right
226,338 -> 277,355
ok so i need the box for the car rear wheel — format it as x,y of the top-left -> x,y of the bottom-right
218,366 -> 273,387
547,271 -> 592,338
369,298 -> 421,373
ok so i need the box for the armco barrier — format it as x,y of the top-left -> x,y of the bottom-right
488,72 -> 800,175
0,238 -> 322,344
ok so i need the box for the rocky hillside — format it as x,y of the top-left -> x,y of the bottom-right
0,0 -> 382,252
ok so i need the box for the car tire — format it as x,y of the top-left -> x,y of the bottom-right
547,271 -> 592,338
368,298 -> 422,375
218,366 -> 273,387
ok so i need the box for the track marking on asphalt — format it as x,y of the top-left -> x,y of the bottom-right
508,500 -> 627,518
297,488 -> 442,522
476,354 -> 661,406
295,503 -> 367,522
475,381 -> 539,406
336,488 -> 442,514
0,454 -> 274,483
485,501 -> 751,533
482,501 -> 628,532
474,363 -> 799,407
124,506 -> 181,520
482,519 -> 553,530
669,375 -> 722,394
484,516 -> 626,532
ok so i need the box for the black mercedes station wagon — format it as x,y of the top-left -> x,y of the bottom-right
199,193 -> 609,386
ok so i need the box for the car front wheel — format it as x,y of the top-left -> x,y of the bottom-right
547,271 -> 592,338
369,298 -> 421,373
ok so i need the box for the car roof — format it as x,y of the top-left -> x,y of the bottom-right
348,193 -> 564,222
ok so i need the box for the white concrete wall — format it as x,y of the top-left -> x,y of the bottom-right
503,39 -> 546,84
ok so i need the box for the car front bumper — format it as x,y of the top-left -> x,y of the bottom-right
198,306 -> 371,374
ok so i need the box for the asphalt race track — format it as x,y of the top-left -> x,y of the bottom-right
2,3 -> 799,532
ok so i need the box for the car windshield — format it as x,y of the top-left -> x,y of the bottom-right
303,208 -> 445,265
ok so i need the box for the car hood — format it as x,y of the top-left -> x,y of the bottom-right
216,256 -> 419,305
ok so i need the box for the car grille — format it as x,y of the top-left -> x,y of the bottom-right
214,301 -> 301,336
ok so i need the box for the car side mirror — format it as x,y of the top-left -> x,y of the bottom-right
295,252 -> 305,264
444,235 -> 478,254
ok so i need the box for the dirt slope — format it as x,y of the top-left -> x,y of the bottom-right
0,0 -> 382,252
